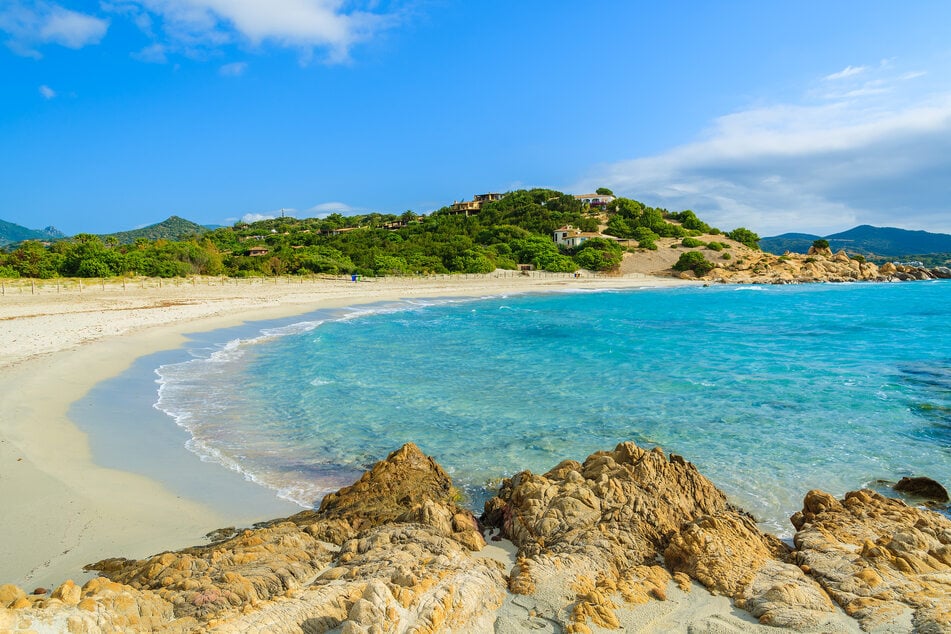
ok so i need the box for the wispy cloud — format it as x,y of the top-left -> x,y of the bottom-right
579,62 -> 951,235
219,61 -> 247,76
0,1 -> 108,57
38,84 -> 56,99
112,0 -> 402,64
825,65 -> 867,81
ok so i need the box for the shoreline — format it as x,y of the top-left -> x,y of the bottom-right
0,273 -> 690,590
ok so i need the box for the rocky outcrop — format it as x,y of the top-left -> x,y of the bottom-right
698,245 -> 949,284
4,442 -> 949,632
482,442 -> 847,632
0,443 -> 504,633
791,489 -> 951,632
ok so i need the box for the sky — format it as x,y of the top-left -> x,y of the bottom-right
2,1 -> 951,237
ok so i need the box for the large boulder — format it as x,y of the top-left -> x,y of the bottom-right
483,442 -> 846,631
791,489 -> 951,632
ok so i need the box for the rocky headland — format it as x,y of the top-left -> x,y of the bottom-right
2,442 -> 950,633
691,244 -> 951,284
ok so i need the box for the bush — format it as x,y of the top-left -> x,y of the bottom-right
673,251 -> 715,275
706,242 -> 724,251
727,227 -> 761,250
681,237 -> 706,248
632,226 -> 658,250
812,239 -> 830,250
721,252 -> 731,260
850,254 -> 866,263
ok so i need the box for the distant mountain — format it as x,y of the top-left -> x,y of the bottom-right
101,216 -> 209,244
0,219 -> 67,247
761,225 -> 951,258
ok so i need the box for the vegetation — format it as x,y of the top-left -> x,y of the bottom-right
673,251 -> 715,276
0,188 -> 748,279
726,227 -> 761,250
681,237 -> 705,248
812,239 -> 830,250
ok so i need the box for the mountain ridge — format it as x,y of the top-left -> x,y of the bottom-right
760,225 -> 951,258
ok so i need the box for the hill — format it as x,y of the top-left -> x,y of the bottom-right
0,219 -> 66,247
761,225 -> 951,258
101,216 -> 208,244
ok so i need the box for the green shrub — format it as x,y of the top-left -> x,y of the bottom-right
673,251 -> 715,275
850,254 -> 866,263
812,239 -> 830,250
681,237 -> 706,248
727,227 -> 761,250
721,252 -> 731,260
706,242 -> 724,251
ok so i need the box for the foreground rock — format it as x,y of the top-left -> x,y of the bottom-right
0,443 -> 505,633
483,442 -> 849,632
2,442 -> 949,632
792,489 -> 951,632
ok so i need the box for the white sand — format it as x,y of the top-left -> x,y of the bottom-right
0,273 -> 690,591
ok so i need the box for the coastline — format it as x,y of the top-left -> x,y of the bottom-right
0,273 -> 690,590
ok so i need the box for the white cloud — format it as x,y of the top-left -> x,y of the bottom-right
307,201 -> 358,215
219,61 -> 247,76
0,1 -> 108,56
579,63 -> 951,236
38,84 -> 56,99
118,0 -> 400,63
240,208 -> 298,223
825,65 -> 867,81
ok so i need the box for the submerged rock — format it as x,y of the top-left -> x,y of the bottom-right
894,476 -> 950,503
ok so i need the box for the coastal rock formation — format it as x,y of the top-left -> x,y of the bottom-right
482,442 -> 845,632
0,443 -> 505,633
5,441 -> 949,632
695,244 -> 949,285
791,489 -> 951,632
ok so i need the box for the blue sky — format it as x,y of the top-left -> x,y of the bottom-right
2,1 -> 951,236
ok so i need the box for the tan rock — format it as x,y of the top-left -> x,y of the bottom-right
0,584 -> 26,607
792,488 -> 951,632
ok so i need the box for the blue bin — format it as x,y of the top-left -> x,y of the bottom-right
351,274 -> 358,282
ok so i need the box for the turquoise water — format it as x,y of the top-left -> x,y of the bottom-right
154,281 -> 951,535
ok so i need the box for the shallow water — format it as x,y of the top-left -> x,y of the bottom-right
139,281 -> 951,535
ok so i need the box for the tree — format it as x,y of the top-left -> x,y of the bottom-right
727,227 -> 761,250
574,238 -> 623,271
812,239 -> 830,250
596,187 -> 614,196
673,251 -> 715,276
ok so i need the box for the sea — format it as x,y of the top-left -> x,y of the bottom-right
75,280 -> 951,537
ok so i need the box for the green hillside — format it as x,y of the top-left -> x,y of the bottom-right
101,216 -> 209,244
0,219 -> 66,246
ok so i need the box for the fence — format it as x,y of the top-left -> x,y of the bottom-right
0,270 -> 652,296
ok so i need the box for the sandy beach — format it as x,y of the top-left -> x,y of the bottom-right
0,273 -> 690,591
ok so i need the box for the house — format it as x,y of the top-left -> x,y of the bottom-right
553,225 -> 605,248
248,246 -> 269,257
448,193 -> 505,216
574,193 -> 616,208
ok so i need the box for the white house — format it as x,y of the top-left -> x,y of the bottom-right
574,193 -> 616,208
553,225 -> 603,248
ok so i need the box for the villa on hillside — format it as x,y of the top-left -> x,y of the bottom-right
448,193 -> 505,216
553,225 -> 615,248
247,246 -> 269,256
574,193 -> 616,208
